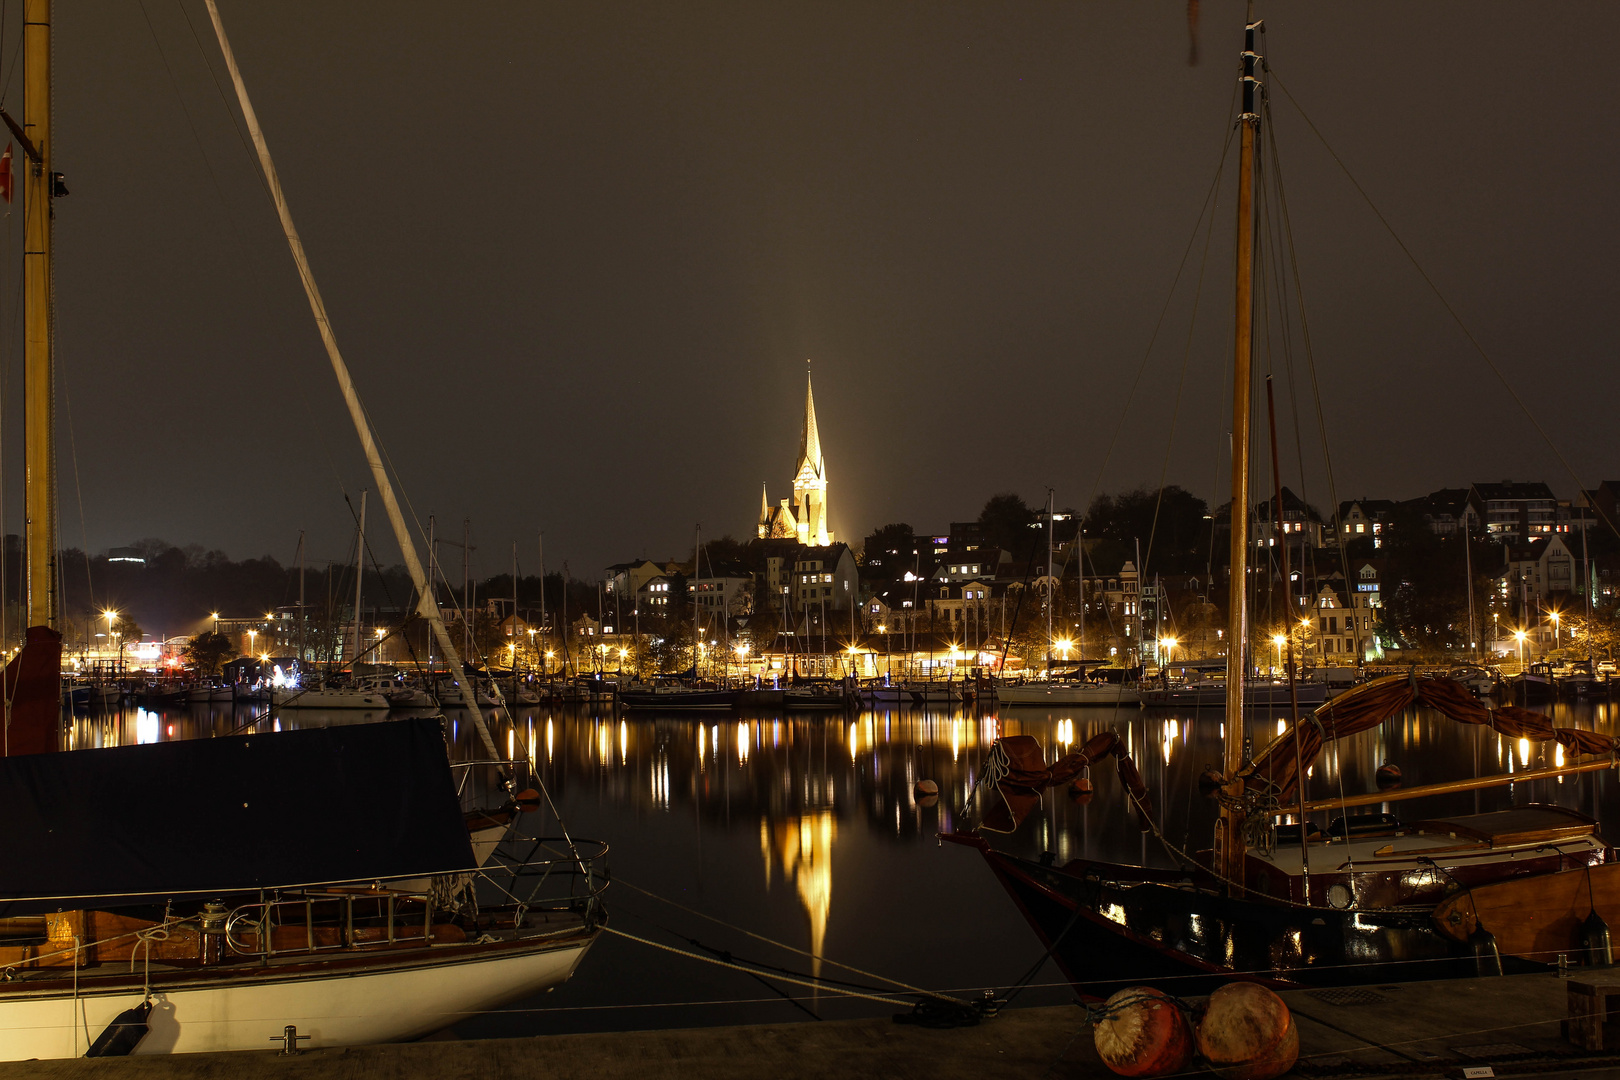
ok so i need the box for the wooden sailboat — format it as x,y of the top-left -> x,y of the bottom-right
0,0 -> 608,1056
946,8 -> 1620,997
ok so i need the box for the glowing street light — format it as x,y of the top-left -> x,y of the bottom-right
1272,633 -> 1287,674
1513,628 -> 1528,669
1159,636 -> 1178,663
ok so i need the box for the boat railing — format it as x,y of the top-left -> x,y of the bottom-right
224,887 -> 441,959
476,836 -> 611,918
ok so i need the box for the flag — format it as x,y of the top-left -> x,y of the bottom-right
0,144 -> 12,204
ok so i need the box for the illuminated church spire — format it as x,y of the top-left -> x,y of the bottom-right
756,365 -> 833,546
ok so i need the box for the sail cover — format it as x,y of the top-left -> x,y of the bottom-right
1245,674 -> 1618,803
0,716 -> 477,915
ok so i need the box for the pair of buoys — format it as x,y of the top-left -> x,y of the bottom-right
1094,982 -> 1298,1080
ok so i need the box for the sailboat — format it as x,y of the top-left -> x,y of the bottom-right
0,0 -> 607,1056
946,9 -> 1620,997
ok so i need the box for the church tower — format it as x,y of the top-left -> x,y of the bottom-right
757,368 -> 833,546
792,372 -> 831,546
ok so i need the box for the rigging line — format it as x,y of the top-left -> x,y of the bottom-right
56,362 -> 93,616
601,926 -> 912,1008
1085,96 -> 1239,515
1140,136 -> 1224,585
168,0 -> 269,206
1268,65 -> 1620,544
613,877 -> 966,1004
1263,83 -> 1367,667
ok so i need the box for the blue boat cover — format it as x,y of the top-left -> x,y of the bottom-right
0,716 -> 476,915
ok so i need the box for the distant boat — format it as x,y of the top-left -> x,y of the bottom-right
996,680 -> 1141,707
271,686 -> 391,710
618,683 -> 737,710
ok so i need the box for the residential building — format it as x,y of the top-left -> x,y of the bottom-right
1337,499 -> 1396,545
789,543 -> 858,612
1468,482 -> 1557,543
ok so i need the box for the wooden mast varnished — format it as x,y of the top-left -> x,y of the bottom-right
1217,5 -> 1262,889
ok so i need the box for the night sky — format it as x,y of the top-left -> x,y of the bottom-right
6,1 -> 1614,577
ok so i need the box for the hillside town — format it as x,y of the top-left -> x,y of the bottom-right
46,375 -> 1620,685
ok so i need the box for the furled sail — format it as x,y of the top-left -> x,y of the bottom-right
1245,674 -> 1617,803
973,732 -> 1152,834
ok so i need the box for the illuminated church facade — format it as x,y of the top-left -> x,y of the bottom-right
758,373 -> 833,547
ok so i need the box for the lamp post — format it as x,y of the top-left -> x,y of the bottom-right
1551,611 -> 1561,652
1514,629 -> 1528,671
1272,633 -> 1286,677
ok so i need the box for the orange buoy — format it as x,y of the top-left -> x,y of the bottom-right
514,788 -> 542,811
1195,982 -> 1298,1080
1093,986 -> 1193,1078
1375,763 -> 1401,790
1069,777 -> 1095,804
914,779 -> 939,797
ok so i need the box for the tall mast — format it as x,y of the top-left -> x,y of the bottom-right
426,515 -> 435,673
23,0 -> 54,630
1046,490 -> 1055,671
544,531 -> 550,670
204,1 -> 504,765
352,490 -> 366,669
1218,7 -> 1262,888
296,530 -> 305,661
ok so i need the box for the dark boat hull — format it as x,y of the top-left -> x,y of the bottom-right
957,837 -> 1523,999
618,690 -> 738,710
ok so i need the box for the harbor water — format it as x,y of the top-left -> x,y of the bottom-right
66,696 -> 1620,1036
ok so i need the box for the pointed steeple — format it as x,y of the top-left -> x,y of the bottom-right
761,482 -> 770,517
796,368 -> 823,480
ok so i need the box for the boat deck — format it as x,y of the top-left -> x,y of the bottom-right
2,971 -> 1605,1079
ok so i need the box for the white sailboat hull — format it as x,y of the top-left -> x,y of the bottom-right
271,689 -> 391,709
0,934 -> 595,1060
996,683 -> 1141,706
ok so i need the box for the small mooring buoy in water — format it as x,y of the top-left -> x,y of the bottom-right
1093,986 -> 1193,1078
515,788 -> 542,811
1198,768 -> 1225,798
914,779 -> 939,806
1069,777 -> 1095,804
1195,982 -> 1298,1080
1375,763 -> 1401,790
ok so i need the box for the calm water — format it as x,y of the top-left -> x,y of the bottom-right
65,696 -> 1620,1036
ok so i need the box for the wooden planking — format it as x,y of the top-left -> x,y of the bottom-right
1433,862 -> 1620,956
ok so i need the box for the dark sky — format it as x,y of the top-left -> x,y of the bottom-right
10,1 -> 1616,578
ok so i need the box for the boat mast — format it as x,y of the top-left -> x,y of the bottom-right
1266,376 -> 1309,894
538,531 -> 546,678
353,490 -> 366,670
1217,6 -> 1262,888
23,0 -> 53,631
1046,490 -> 1055,672
204,0 -> 502,761
296,530 -> 305,662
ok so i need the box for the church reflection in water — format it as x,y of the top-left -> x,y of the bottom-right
762,812 -> 836,979
65,699 -> 1620,881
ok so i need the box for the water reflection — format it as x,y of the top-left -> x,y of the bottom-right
61,698 -> 1620,1031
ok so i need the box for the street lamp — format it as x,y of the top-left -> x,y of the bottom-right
1272,634 -> 1286,675
1513,629 -> 1528,670
1159,636 -> 1178,664
1550,611 -> 1561,651
211,612 -> 220,636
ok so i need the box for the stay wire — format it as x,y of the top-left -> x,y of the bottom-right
1262,74 -> 1370,667
1268,65 -> 1620,544
1084,81 -> 1239,519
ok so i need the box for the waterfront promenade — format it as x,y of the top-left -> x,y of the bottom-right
3,972 -> 1609,1079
